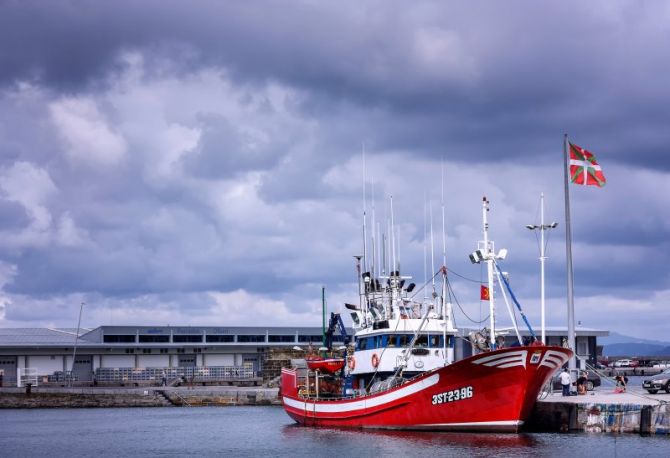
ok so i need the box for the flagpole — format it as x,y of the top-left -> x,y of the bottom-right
563,134 -> 576,373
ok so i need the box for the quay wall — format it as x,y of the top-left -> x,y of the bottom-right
0,387 -> 281,409
529,401 -> 670,435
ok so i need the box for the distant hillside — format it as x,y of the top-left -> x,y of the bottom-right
600,333 -> 670,358
599,332 -> 670,347
602,343 -> 668,357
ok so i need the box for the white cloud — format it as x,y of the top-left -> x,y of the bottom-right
0,161 -> 56,246
49,97 -> 127,167
209,289 -> 318,325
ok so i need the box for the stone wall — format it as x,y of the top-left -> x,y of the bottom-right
529,401 -> 670,434
0,387 -> 280,408
0,392 -> 166,408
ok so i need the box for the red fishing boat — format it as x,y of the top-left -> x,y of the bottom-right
281,197 -> 572,432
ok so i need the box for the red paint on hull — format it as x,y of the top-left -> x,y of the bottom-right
281,345 -> 572,432
305,357 -> 345,374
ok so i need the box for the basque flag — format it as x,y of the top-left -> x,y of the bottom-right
569,143 -> 606,187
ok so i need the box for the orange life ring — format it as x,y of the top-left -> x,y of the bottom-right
371,353 -> 380,368
348,356 -> 356,370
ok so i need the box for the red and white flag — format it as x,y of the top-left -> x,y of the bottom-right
569,142 -> 606,187
480,285 -> 490,301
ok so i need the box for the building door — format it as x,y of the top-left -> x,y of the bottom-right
178,354 -> 196,367
0,356 -> 17,386
73,355 -> 93,382
242,354 -> 259,374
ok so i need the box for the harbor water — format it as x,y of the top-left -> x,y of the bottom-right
1,406 -> 668,457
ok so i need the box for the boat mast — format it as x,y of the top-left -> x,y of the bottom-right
441,158 -> 447,269
441,161 -> 453,363
482,197 -> 496,350
371,176 -> 376,280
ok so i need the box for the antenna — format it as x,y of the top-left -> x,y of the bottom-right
362,143 -> 368,274
396,225 -> 401,273
430,202 -> 436,294
371,175 -> 376,280
441,158 -> 447,268
390,195 -> 396,276
423,197 -> 428,300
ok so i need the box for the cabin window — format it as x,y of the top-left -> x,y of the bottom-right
387,335 -> 397,347
358,339 -> 367,351
415,335 -> 428,347
428,335 -> 440,348
380,335 -> 389,347
398,335 -> 410,347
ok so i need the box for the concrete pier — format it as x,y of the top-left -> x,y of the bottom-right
529,391 -> 670,434
0,386 -> 280,409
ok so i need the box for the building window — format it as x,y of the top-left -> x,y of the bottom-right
124,349 -> 135,354
176,348 -> 185,354
268,335 -> 295,343
104,335 -> 136,343
142,349 -> 152,354
206,335 -> 235,343
578,341 -> 588,356
139,335 -> 170,343
173,335 -> 203,343
298,335 -> 323,343
237,335 -> 266,343
159,349 -> 169,354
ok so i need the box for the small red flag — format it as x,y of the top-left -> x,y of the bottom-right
480,285 -> 490,301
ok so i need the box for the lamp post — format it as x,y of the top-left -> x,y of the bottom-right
70,301 -> 85,387
526,193 -> 557,345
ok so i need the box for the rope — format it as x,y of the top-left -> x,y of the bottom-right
446,278 -> 489,324
494,261 -> 536,340
444,267 -> 483,283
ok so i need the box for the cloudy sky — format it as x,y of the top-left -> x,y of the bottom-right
0,1 -> 668,340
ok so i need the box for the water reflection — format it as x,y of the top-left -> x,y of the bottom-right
281,423 -> 536,454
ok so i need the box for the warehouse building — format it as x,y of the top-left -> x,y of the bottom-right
0,325 -> 606,387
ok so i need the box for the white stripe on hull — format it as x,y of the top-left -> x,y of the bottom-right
283,373 -> 439,413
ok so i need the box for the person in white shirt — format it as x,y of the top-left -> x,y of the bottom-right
559,368 -> 572,396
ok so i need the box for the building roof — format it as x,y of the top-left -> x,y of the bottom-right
0,328 -> 91,345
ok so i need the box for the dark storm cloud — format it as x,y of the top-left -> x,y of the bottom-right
0,1 -> 669,338
3,1 -> 670,169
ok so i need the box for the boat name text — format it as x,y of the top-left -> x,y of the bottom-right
431,386 -> 473,405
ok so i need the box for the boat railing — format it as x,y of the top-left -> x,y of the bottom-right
296,368 -> 435,401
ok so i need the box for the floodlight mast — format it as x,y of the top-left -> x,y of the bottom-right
526,193 -> 558,345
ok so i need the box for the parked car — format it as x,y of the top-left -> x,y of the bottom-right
642,369 -> 670,394
551,370 -> 602,391
613,359 -> 637,368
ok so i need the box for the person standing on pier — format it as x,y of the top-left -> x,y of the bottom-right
576,371 -> 588,395
560,368 -> 572,396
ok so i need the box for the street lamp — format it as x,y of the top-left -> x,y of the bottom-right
70,301 -> 85,387
526,193 -> 557,345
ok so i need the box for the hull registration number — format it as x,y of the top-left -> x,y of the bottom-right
431,386 -> 474,405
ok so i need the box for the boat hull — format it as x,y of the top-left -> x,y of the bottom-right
281,345 -> 571,432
